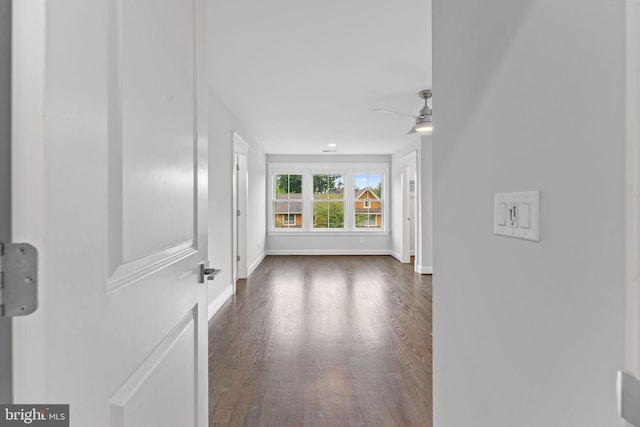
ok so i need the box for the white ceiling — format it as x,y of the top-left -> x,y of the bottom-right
209,0 -> 431,155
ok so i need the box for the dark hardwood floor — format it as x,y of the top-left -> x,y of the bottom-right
208,255 -> 432,427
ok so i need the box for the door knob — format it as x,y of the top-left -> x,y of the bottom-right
198,261 -> 222,283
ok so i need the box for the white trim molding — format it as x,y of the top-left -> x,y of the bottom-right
248,251 -> 267,276
266,249 -> 393,256
416,265 -> 433,275
390,250 -> 402,262
207,284 -> 233,320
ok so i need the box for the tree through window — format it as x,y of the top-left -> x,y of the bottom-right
312,174 -> 344,229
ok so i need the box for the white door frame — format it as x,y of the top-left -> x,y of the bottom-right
625,0 -> 640,380
401,151 -> 418,265
233,132 -> 249,280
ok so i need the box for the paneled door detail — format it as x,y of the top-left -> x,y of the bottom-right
11,0 -> 208,426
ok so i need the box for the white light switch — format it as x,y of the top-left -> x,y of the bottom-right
494,191 -> 540,242
520,203 -> 531,229
497,203 -> 507,226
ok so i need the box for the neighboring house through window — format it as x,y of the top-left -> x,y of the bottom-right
354,173 -> 383,229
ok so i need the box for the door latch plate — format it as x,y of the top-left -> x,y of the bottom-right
0,243 -> 38,317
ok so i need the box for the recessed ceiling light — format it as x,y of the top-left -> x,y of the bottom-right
327,143 -> 337,147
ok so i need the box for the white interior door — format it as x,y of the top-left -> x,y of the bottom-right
0,0 -> 11,404
410,178 -> 416,255
12,1 -> 208,426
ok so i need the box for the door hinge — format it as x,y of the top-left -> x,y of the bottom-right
237,210 -> 241,216
237,255 -> 240,262
0,242 -> 38,317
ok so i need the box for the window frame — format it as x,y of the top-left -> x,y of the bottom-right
268,163 -> 389,234
353,171 -> 385,230
311,171 -> 346,230
272,171 -> 304,230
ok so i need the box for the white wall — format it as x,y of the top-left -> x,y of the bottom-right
208,90 -> 266,318
247,141 -> 267,272
432,1 -> 626,426
265,154 -> 392,255
626,0 -> 640,380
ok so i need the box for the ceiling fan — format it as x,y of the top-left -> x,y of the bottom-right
374,89 -> 433,134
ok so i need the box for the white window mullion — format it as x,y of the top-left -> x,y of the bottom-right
303,169 -> 313,230
344,168 -> 354,230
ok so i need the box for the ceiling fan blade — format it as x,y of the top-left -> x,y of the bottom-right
372,108 -> 417,119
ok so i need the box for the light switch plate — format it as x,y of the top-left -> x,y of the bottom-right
494,191 -> 540,242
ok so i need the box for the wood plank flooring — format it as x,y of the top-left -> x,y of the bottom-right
208,255 -> 432,427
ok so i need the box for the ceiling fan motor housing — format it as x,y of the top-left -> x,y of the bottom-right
416,89 -> 432,125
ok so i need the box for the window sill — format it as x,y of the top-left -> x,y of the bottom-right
268,230 -> 390,236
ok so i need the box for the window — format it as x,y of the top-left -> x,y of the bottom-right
354,173 -> 383,229
269,163 -> 388,232
364,214 -> 378,226
274,174 -> 302,228
312,174 -> 344,229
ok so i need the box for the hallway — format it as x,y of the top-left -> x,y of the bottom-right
208,256 -> 432,426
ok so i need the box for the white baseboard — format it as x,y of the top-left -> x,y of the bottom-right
248,251 -> 267,276
266,249 -> 392,256
390,250 -> 402,262
416,265 -> 433,275
208,284 -> 234,320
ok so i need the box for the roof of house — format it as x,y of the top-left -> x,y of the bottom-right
275,193 -> 303,214
354,187 -> 381,200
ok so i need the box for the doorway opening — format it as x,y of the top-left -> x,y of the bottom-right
401,151 -> 419,270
